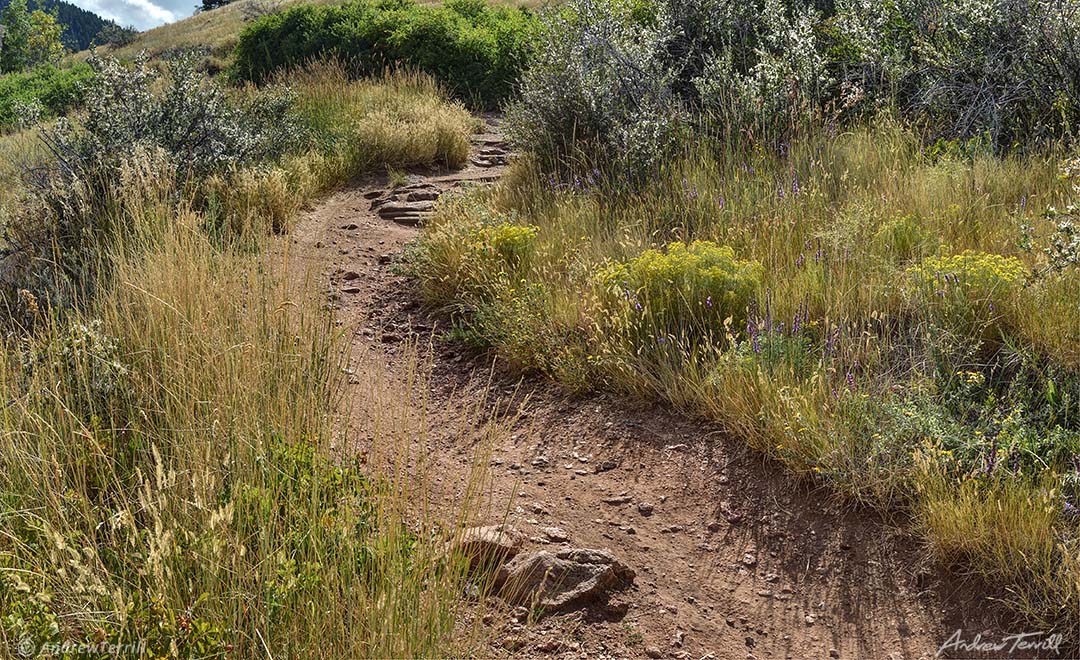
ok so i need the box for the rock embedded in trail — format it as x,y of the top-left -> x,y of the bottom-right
405,188 -> 440,202
495,548 -> 635,613
451,525 -> 524,572
377,200 -> 434,221
541,526 -> 570,543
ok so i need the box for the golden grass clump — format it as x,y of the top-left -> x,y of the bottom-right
287,62 -> 475,179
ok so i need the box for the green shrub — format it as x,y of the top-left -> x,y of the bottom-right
598,240 -> 762,345
232,0 -> 537,109
907,250 -> 1026,339
0,63 -> 92,131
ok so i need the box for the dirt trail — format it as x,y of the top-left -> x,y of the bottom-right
285,117 -> 1036,660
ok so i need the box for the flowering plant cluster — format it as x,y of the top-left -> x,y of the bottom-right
907,250 -> 1026,338
1044,157 -> 1080,274
597,240 -> 762,345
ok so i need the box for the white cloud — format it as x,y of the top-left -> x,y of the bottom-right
72,0 -> 188,30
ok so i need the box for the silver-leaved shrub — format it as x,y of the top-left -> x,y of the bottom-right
0,52 -> 305,319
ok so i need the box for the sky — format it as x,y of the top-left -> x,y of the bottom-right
71,0 -> 191,31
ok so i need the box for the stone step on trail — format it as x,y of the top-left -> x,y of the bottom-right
377,200 -> 434,226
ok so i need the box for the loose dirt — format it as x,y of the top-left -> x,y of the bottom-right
283,116 -> 1064,660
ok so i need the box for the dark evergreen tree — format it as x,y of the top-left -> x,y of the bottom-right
0,0 -> 125,51
198,0 -> 233,11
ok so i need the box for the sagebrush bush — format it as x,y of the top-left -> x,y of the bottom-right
232,0 -> 537,109
0,53 -> 305,316
507,0 -> 835,176
509,0 -> 1080,178
598,240 -> 762,345
690,0 -> 829,133
63,54 -> 302,178
505,0 -> 684,178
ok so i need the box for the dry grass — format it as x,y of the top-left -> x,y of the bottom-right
0,217 -> 500,656
285,62 -> 476,182
0,128 -> 44,220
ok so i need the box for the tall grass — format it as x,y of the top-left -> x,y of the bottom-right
0,65 -> 494,657
285,62 -> 475,184
0,219 -> 497,656
0,128 -> 44,219
409,121 -> 1080,630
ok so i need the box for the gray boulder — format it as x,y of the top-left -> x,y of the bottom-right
495,548 -> 635,612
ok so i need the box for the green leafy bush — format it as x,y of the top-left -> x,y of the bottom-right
232,0 -> 537,109
598,240 -> 762,344
0,63 -> 92,131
